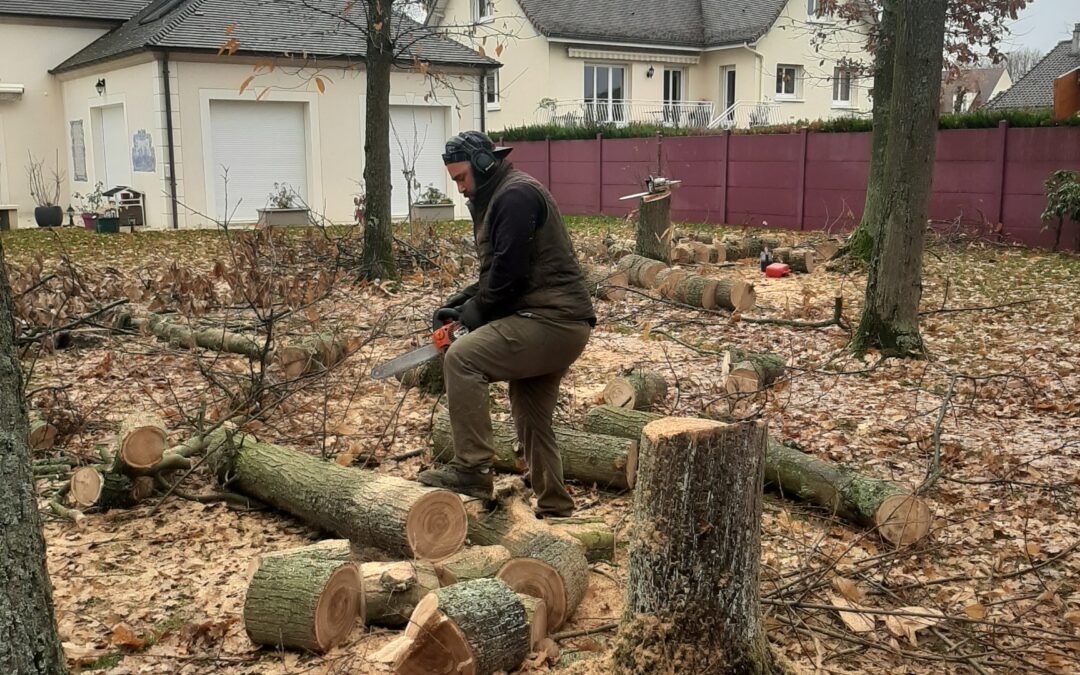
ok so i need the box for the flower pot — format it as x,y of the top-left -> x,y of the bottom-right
410,202 -> 456,223
96,216 -> 120,234
81,213 -> 97,230
257,207 -> 310,227
34,205 -> 63,228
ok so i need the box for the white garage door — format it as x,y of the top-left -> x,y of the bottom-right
210,100 -> 307,222
95,104 -> 131,190
389,106 -> 448,217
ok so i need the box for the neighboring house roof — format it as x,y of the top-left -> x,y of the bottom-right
53,0 -> 498,73
986,39 -> 1080,110
940,67 -> 1007,112
514,0 -> 788,49
0,0 -> 151,22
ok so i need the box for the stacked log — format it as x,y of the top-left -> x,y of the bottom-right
723,350 -> 787,395
713,278 -> 757,312
205,428 -> 468,560
432,413 -> 637,491
671,275 -> 719,309
616,254 -> 666,288
582,265 -> 629,302
277,332 -> 350,378
773,247 -> 818,274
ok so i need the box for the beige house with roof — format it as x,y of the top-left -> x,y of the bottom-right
428,0 -> 876,132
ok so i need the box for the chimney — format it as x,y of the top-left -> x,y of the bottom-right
1074,23 -> 1080,55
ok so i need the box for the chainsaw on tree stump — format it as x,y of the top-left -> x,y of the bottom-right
370,309 -> 469,380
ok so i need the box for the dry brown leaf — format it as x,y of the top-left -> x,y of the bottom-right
111,623 -> 145,649
884,607 -> 944,647
828,593 -> 875,633
831,576 -> 865,603
964,602 -> 987,620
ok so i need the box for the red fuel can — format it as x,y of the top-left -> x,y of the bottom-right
765,262 -> 791,278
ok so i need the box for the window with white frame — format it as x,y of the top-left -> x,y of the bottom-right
485,71 -> 500,110
473,0 -> 493,22
807,0 -> 832,21
775,65 -> 800,99
832,67 -> 853,105
584,64 -> 627,123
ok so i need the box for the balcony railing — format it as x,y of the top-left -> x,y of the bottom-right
537,99 -> 715,129
708,101 -> 784,130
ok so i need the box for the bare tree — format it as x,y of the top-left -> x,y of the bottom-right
390,109 -> 428,228
1004,47 -> 1043,81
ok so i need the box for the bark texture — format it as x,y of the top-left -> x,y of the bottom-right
613,418 -> 776,674
0,239 -> 67,674
616,254 -> 666,288
635,192 -> 672,263
360,0 -> 397,280
138,314 -> 266,360
434,545 -> 512,586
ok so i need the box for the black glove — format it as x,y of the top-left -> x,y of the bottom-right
432,287 -> 476,329
431,307 -> 461,331
457,299 -> 486,330
442,290 -> 473,309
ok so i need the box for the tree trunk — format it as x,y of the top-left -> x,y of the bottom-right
613,418 -> 777,674
616,254 -> 666,288
394,579 -> 533,675
772,247 -> 817,274
635,192 -> 672,263
545,517 -> 616,563
583,405 -> 663,439
360,0 -> 397,280
654,267 -> 688,299
847,4 -> 896,263
431,413 -> 638,491
396,358 -> 445,395
137,314 -> 267,361
243,551 -> 363,653
713,278 -> 756,312
0,239 -> 68,675
434,545 -> 512,586
672,275 -> 718,309
205,429 -> 467,560
602,369 -> 668,412
852,0 -> 946,358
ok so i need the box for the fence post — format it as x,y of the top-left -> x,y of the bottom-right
721,130 -> 731,224
597,132 -> 604,215
545,136 -> 552,188
797,127 -> 809,230
993,120 -> 1009,231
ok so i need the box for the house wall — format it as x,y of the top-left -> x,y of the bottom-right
0,18 -> 112,228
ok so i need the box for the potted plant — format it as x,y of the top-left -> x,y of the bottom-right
73,182 -> 105,230
409,184 -> 455,223
95,200 -> 120,234
26,150 -> 65,227
257,182 -> 310,227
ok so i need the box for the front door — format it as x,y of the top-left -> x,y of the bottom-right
663,69 -> 684,125
721,67 -> 737,120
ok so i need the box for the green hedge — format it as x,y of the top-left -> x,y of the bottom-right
495,108 -> 1078,142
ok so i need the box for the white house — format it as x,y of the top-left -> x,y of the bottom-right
0,0 -> 496,229
428,0 -> 876,132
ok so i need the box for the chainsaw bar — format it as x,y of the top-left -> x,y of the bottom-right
370,343 -> 440,380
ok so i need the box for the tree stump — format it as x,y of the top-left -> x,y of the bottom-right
635,191 -> 672,263
602,369 -> 668,412
724,351 -> 787,395
617,254 -> 666,288
713,278 -> 757,312
243,552 -> 363,653
613,418 -> 777,674
434,545 -> 512,586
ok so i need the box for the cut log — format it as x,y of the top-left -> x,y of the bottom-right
764,438 -> 931,546
28,412 -> 58,451
710,244 -> 728,263
724,351 -> 787,395
362,561 -> 441,627
616,254 -> 666,288
692,231 -> 716,244
206,429 -> 467,560
432,413 -> 637,491
713,278 -> 757,312
582,265 -> 629,302
813,239 -> 842,261
722,237 -> 749,260
613,418 -> 776,674
670,243 -> 694,265
546,517 -> 615,563
745,236 -> 768,258
113,412 -> 168,475
276,332 -> 349,379
581,405 -> 931,546
634,190 -> 672,264
464,496 -> 589,631
651,267 -> 687,299
773,246 -> 818,273
393,578 -> 533,675
516,593 -> 549,651
139,314 -> 266,360
396,359 -> 445,396
686,241 -> 712,264
607,242 -> 633,262
69,467 -> 152,510
243,552 -> 362,653
434,545 -> 512,586
602,369 -> 668,412
671,275 -> 718,309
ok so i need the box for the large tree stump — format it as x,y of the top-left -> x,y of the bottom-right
432,413 -> 637,491
724,351 -> 787,395
276,332 -> 349,379
581,406 -> 931,546
582,265 -> 629,302
602,369 -> 668,412
434,545 -> 512,586
243,552 -> 363,653
138,314 -> 266,360
69,467 -> 153,510
613,418 -> 778,674
206,429 -> 467,560
773,247 -> 818,274
393,579 -> 535,675
635,191 -> 672,263
112,412 -> 168,475
616,254 -> 666,288
671,275 -> 718,309
713,278 -> 757,312
362,561 -> 441,627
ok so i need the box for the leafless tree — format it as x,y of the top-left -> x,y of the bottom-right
1004,47 -> 1043,81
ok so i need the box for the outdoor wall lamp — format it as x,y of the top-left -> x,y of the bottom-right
646,66 -> 654,78
95,78 -> 106,95
66,205 -> 75,227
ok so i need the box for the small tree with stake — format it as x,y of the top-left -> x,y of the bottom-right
1040,170 -> 1080,252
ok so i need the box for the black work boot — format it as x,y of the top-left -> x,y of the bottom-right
416,466 -> 494,500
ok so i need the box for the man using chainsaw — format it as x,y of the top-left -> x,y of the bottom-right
416,131 -> 595,518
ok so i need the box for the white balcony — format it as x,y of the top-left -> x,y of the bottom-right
708,101 -> 784,130
536,99 -> 715,129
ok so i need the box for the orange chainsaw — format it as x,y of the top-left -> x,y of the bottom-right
370,310 -> 469,380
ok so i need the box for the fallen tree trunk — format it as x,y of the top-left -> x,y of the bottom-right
432,413 -> 637,491
393,579 -> 536,675
671,275 -> 718,309
276,332 -> 349,379
362,560 -> 441,628
773,247 -> 818,274
724,351 -> 787,395
582,265 -> 629,302
546,517 -> 615,563
714,278 -> 757,312
112,412 -> 168,475
616,254 -> 666,288
581,405 -> 931,546
434,545 -> 512,586
602,369 -> 668,412
69,467 -> 153,510
206,429 -> 467,560
28,412 -> 57,451
135,314 -> 267,361
243,550 -> 363,653
635,191 -> 672,264
613,418 -> 777,674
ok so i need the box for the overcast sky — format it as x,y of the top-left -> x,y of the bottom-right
1004,0 -> 1075,52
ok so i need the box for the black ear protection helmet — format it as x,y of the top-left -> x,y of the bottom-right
442,131 -> 512,176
